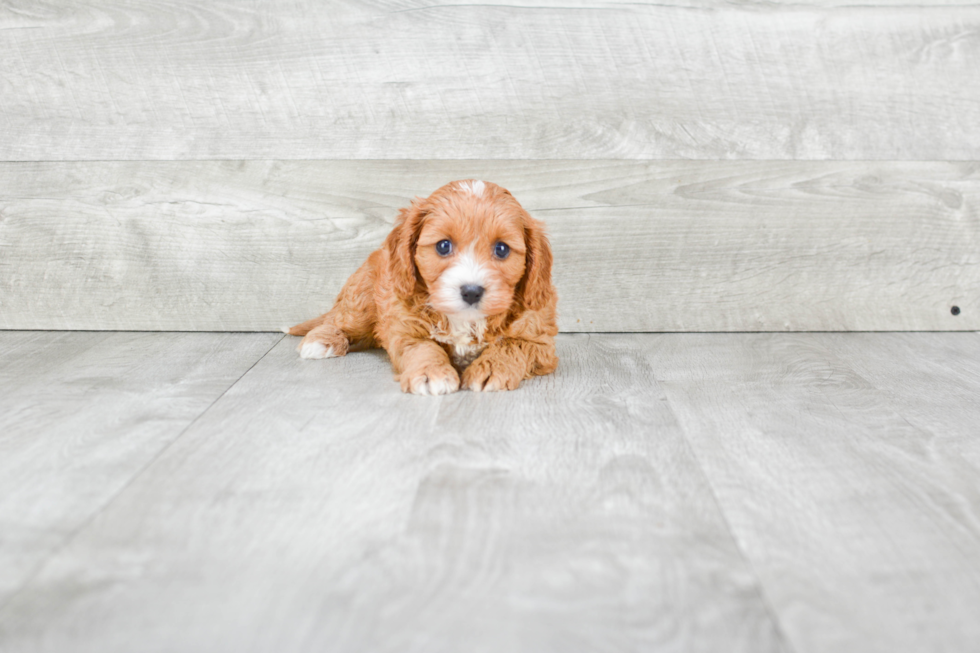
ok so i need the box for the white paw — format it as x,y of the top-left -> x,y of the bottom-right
300,341 -> 336,360
409,374 -> 459,396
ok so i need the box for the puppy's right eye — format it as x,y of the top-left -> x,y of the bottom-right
435,240 -> 453,256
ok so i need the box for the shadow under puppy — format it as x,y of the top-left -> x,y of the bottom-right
284,180 -> 558,394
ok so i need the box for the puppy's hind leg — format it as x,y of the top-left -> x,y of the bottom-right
287,254 -> 380,360
283,315 -> 326,337
293,320 -> 346,360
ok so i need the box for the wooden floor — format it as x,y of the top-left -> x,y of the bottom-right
1,331 -> 978,653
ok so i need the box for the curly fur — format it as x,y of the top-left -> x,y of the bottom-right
285,180 -> 558,394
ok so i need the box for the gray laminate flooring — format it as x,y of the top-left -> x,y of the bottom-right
1,331 -> 978,653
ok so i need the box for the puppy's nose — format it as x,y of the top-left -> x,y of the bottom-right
460,284 -> 484,306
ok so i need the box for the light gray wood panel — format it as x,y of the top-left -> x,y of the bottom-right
1,160 -> 976,332
824,332 -> 980,457
0,335 -> 783,653
648,333 -> 980,653
0,331 -> 280,608
3,1 -> 980,160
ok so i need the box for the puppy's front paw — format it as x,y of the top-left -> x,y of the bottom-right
463,358 -> 524,392
400,364 -> 460,396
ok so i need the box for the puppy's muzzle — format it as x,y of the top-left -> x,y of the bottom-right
460,284 -> 485,306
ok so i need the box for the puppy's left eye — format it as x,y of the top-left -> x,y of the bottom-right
493,242 -> 510,259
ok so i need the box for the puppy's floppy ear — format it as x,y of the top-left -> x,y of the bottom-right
517,214 -> 554,311
383,198 -> 428,297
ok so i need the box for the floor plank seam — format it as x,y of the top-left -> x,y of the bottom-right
0,334 -> 285,617
659,385 -> 799,653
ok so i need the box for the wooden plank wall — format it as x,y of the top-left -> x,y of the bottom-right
1,0 -> 978,331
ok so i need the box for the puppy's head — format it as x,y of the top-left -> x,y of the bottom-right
384,180 -> 553,319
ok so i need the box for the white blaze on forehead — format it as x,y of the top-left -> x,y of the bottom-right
458,180 -> 485,197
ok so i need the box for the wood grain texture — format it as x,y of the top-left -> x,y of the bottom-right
1,160 -> 976,332
648,333 -> 980,653
0,331 -> 281,608
2,0 -> 980,160
828,332 -> 980,446
0,334 -> 783,653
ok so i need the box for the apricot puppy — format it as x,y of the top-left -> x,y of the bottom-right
285,180 -> 558,394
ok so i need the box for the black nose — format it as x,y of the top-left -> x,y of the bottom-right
460,284 -> 485,306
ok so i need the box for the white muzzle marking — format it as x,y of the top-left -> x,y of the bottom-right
433,248 -> 489,316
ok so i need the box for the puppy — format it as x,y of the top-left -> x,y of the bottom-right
284,180 -> 558,394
